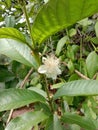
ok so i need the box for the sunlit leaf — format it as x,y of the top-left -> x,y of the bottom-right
0,27 -> 26,43
5,0 -> 11,8
32,0 -> 98,43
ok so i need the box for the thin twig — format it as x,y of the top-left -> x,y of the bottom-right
62,61 -> 90,80
6,67 -> 33,125
20,67 -> 33,88
74,69 -> 90,80
93,73 -> 98,80
6,109 -> 14,125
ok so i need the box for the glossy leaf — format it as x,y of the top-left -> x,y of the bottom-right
32,0 -> 98,43
61,113 -> 97,130
54,80 -> 98,99
0,38 -> 38,68
0,89 -> 46,111
5,110 -> 49,130
86,51 -> 98,78
0,27 -> 26,43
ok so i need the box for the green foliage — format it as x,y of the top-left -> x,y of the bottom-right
61,113 -> 97,130
0,0 -> 98,129
5,110 -> 49,130
86,51 -> 98,78
0,28 -> 26,43
95,21 -> 98,37
0,89 -> 46,111
45,114 -> 63,130
54,80 -> 98,99
0,66 -> 14,82
56,36 -> 69,56
32,0 -> 98,43
5,16 -> 15,27
0,39 -> 38,68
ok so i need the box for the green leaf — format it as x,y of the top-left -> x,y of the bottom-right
0,121 -> 4,130
67,45 -> 75,60
5,0 -> 11,8
54,114 -> 63,130
45,116 -> 53,130
91,37 -> 98,45
56,36 -> 69,56
86,51 -> 98,78
61,113 -> 97,130
70,124 -> 80,130
69,28 -> 77,37
0,27 -> 26,43
28,87 -> 47,98
54,80 -> 98,99
95,21 -> 98,37
0,89 -> 46,111
32,0 -> 98,43
5,111 -> 48,130
5,78 -> 18,89
78,18 -> 92,27
51,82 -> 65,89
5,110 -> 49,130
67,60 -> 75,73
5,16 -> 15,27
0,66 -> 14,82
45,114 -> 63,130
0,38 -> 38,68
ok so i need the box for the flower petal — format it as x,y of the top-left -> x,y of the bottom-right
38,65 -> 47,74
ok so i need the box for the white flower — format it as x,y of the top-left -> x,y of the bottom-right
38,55 -> 61,79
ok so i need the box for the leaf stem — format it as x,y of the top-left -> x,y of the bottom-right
44,76 -> 54,113
19,0 -> 35,49
17,0 -> 40,67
